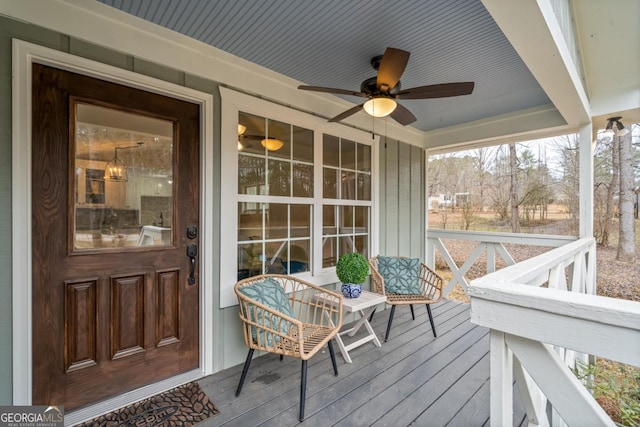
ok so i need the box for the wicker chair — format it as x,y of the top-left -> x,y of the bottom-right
234,274 -> 343,421
369,256 -> 444,342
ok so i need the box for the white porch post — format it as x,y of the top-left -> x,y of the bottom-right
424,149 -> 434,267
579,123 -> 594,239
490,330 -> 513,427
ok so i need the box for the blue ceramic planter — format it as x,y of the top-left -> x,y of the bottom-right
341,283 -> 362,298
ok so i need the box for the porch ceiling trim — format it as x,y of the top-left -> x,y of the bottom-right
481,0 -> 591,128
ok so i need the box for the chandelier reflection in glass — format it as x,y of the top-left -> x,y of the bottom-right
104,143 -> 143,182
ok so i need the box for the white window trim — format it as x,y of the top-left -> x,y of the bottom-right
220,87 -> 379,308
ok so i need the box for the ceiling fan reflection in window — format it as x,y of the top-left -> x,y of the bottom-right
298,47 -> 475,126
237,124 -> 284,151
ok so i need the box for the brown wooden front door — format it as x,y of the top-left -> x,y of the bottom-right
31,63 -> 201,411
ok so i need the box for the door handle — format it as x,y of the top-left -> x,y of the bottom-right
187,244 -> 197,285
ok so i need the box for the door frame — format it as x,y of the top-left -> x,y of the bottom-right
12,39 -> 215,423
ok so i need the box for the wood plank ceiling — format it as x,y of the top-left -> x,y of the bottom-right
97,0 -> 551,132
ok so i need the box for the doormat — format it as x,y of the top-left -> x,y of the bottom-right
75,381 -> 219,427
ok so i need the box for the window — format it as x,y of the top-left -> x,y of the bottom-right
322,134 -> 371,267
220,88 -> 377,307
237,112 -> 314,277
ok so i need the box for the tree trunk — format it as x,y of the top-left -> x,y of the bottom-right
602,141 -> 619,247
509,144 -> 520,233
617,132 -> 635,261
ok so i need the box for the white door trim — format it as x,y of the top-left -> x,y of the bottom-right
12,39 -> 215,424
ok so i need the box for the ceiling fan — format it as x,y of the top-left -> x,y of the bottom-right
298,47 -> 475,126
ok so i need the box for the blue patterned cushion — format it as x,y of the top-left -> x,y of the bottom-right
238,278 -> 294,345
378,256 -> 422,295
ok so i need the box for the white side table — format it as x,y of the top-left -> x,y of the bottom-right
317,290 -> 387,363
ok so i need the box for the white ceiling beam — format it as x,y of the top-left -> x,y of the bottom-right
481,0 -> 591,128
424,104 -> 574,154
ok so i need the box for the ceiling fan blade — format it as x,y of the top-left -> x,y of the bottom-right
328,104 -> 365,123
376,47 -> 410,91
396,82 -> 475,99
389,103 -> 417,126
298,85 -> 368,98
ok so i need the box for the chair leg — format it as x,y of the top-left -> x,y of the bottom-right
235,348 -> 254,397
426,304 -> 437,337
328,339 -> 339,376
368,308 -> 376,322
299,360 -> 308,421
384,305 -> 397,342
410,304 -> 415,320
280,354 -> 284,361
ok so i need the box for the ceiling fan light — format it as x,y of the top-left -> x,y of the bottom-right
603,120 -> 615,137
363,97 -> 397,117
261,137 -> 284,151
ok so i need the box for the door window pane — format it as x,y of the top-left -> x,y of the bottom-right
73,102 -> 173,250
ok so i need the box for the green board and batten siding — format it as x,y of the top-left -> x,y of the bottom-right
378,137 -> 425,259
0,16 -> 426,404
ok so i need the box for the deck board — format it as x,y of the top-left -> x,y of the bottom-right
198,300 -> 527,426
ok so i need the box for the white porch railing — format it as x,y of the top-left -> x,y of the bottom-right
426,229 -> 576,297
468,237 -> 640,427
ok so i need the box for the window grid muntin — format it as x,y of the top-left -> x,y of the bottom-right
323,134 -> 371,201
236,110 -> 374,281
237,201 -> 312,276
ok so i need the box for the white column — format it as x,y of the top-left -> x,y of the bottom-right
578,123 -> 593,238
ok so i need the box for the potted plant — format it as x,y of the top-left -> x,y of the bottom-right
336,252 -> 369,298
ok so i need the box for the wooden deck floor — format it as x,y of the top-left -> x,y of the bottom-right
198,299 -> 527,426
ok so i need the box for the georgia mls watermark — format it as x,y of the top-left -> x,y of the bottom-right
0,406 -> 63,427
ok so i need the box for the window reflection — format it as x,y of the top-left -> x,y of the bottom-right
237,201 -> 312,278
321,134 -> 371,267
73,103 -> 174,250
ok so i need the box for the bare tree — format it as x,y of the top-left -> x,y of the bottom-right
474,147 -> 492,212
488,145 -> 511,221
509,143 -> 520,232
617,130 -> 636,260
550,134 -> 580,233
605,139 -> 619,247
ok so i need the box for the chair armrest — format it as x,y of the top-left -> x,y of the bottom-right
368,258 -> 386,296
419,263 -> 444,301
